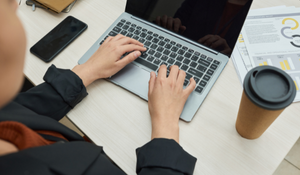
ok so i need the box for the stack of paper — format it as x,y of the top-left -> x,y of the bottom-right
232,6 -> 300,102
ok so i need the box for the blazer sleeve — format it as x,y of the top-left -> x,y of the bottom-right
14,65 -> 88,121
136,139 -> 197,175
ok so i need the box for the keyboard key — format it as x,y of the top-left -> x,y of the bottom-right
184,79 -> 189,86
178,49 -> 185,55
147,31 -> 153,35
182,46 -> 188,51
210,64 -> 218,70
151,44 -> 158,49
164,38 -> 170,42
140,33 -> 147,38
176,43 -> 182,48
147,56 -> 155,62
153,59 -> 161,65
100,40 -> 104,45
174,61 -> 182,67
131,24 -> 136,27
171,47 -> 179,52
176,55 -> 184,61
141,52 -> 148,59
154,52 -> 162,58
188,49 -> 194,53
158,41 -> 166,46
181,65 -> 188,71
195,52 -> 200,56
153,33 -> 159,37
135,58 -> 158,71
146,35 -> 153,41
148,49 -> 155,55
139,38 -> 145,43
117,22 -> 123,27
170,41 -> 176,45
170,52 -> 177,59
152,38 -> 159,43
207,57 -> 213,62
120,30 -> 127,35
190,61 -> 197,68
133,35 -> 139,40
134,30 -> 141,35
165,44 -> 172,49
157,46 -> 164,52
144,41 -> 151,47
194,77 -> 200,84
109,31 -> 118,36
191,55 -> 199,62
142,28 -> 147,32
197,65 -> 207,72
126,21 -> 131,25
199,80 -> 207,87
137,26 -> 142,30
159,36 -> 164,40
195,86 -> 203,93
163,50 -> 171,56
113,27 -> 122,33
186,73 -> 192,79
167,58 -> 175,64
183,59 -> 191,64
126,33 -> 133,38
121,19 -> 126,23
184,52 -> 192,58
200,54 -> 207,59
188,68 -> 203,78
207,69 -> 214,76
128,28 -> 135,32
203,75 -> 211,81
198,59 -> 210,67
213,60 -> 220,65
161,55 -> 168,61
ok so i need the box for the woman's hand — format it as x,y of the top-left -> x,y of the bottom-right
148,65 -> 196,143
72,34 -> 147,87
155,15 -> 186,34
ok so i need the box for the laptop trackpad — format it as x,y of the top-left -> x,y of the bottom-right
109,63 -> 150,100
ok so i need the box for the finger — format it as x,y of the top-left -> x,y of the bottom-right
112,34 -> 126,41
104,36 -> 113,44
167,17 -> 173,30
184,78 -> 196,97
119,45 -> 147,54
157,64 -> 167,79
204,35 -> 220,47
176,70 -> 186,87
210,39 -> 225,49
168,65 -> 179,80
162,15 -> 168,28
156,16 -> 161,26
148,71 -> 156,95
117,37 -> 144,46
173,18 -> 181,33
180,26 -> 186,34
198,35 -> 213,44
117,51 -> 141,67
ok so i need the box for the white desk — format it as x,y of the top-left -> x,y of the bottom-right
19,0 -> 300,174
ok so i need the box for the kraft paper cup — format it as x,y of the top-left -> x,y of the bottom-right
236,66 -> 296,139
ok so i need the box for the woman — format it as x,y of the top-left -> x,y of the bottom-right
0,0 -> 197,174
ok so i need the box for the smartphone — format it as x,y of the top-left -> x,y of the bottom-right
30,16 -> 88,62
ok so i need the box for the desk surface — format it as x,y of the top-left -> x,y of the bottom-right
19,0 -> 300,174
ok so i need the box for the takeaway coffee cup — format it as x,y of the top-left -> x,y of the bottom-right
236,66 -> 296,139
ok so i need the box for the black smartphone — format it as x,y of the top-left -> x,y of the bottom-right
30,16 -> 88,62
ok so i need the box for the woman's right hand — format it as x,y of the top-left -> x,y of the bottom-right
148,65 -> 196,143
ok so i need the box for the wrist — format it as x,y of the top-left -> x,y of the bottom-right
151,116 -> 180,143
72,64 -> 98,87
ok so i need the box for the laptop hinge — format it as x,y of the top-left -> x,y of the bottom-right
131,16 -> 219,55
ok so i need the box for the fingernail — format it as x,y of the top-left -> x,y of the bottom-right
134,51 -> 138,58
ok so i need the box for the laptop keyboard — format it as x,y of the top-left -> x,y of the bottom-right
99,19 -> 221,94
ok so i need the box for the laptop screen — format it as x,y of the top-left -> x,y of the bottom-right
125,0 -> 253,56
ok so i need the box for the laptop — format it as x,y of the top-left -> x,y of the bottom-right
78,0 -> 253,122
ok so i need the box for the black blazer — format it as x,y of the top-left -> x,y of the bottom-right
0,65 -> 196,175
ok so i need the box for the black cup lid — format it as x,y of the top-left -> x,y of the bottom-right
244,66 -> 296,110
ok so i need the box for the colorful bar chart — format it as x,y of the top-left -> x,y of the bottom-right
289,73 -> 300,92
